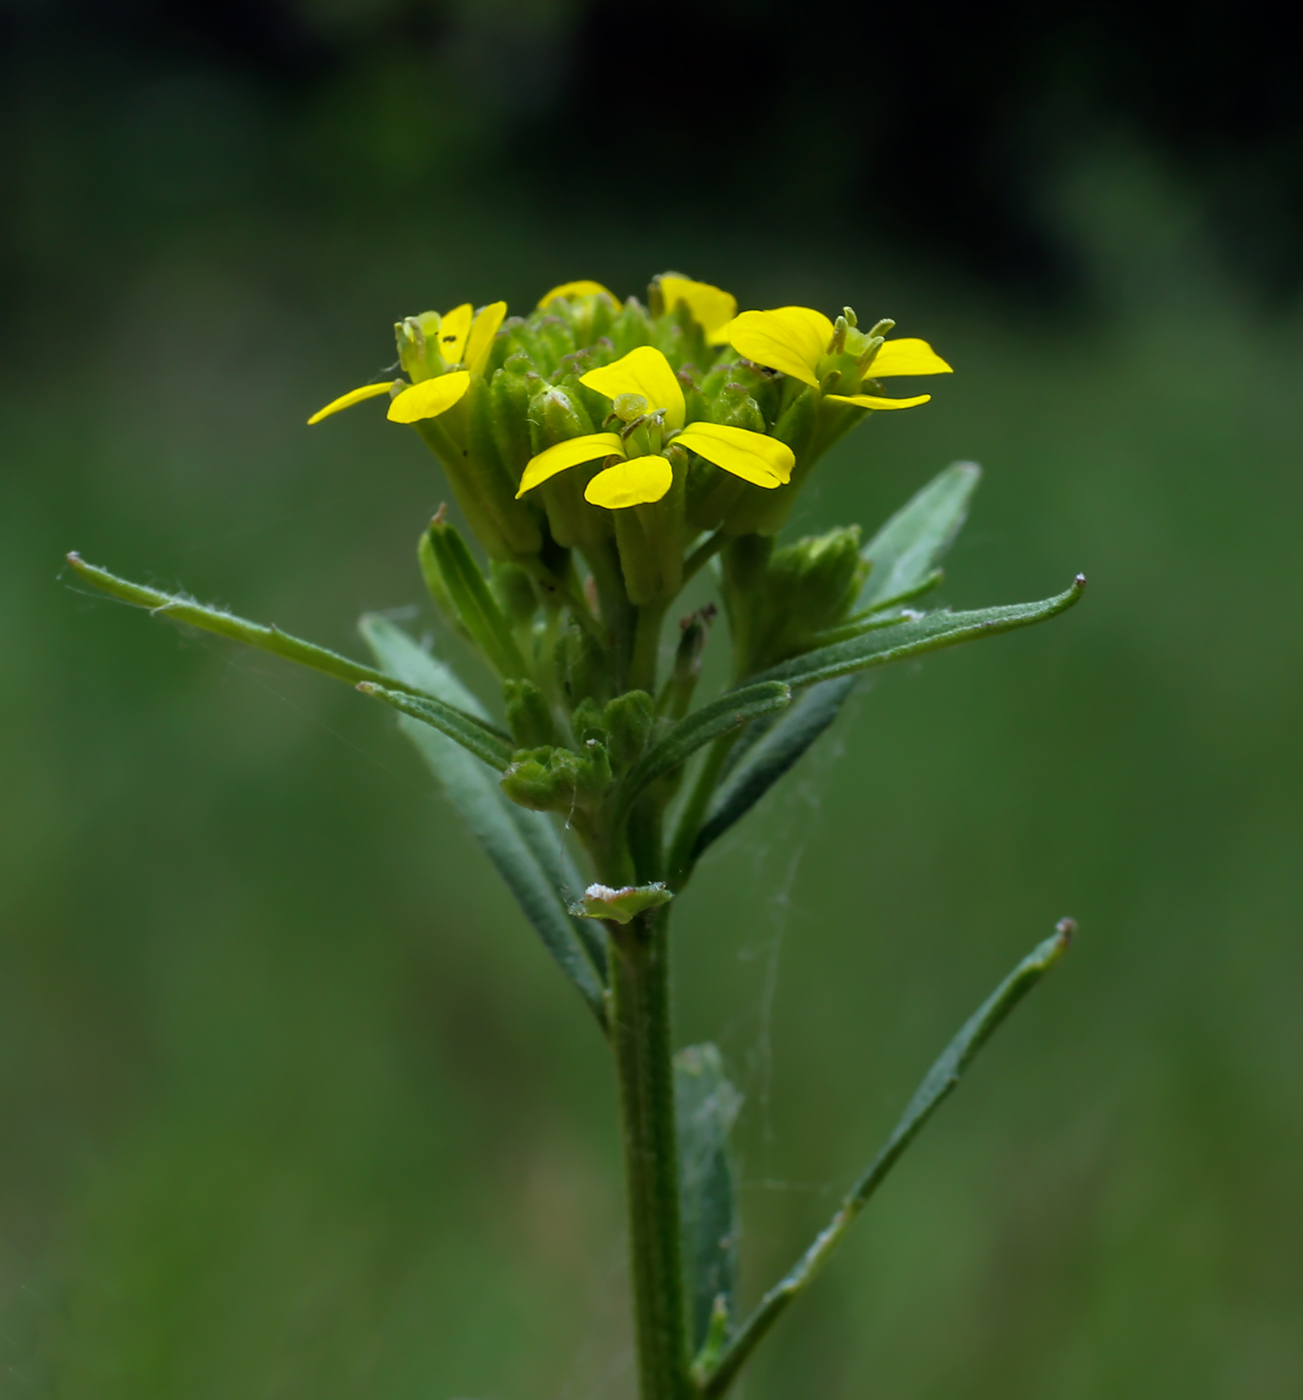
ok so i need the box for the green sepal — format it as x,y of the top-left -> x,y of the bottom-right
615,462 -> 687,605
503,678 -> 557,749
488,364 -> 539,479
570,881 -> 673,924
722,386 -> 820,536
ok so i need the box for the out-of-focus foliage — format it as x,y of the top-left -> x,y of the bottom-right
2,4 -> 1301,1398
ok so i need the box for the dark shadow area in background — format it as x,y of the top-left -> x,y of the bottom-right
3,0 -> 1301,304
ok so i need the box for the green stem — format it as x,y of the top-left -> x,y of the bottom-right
629,601 -> 668,695
608,907 -> 691,1400
682,527 -> 727,583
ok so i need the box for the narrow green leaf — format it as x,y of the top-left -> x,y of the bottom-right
753,577 -> 1087,690
618,681 -> 791,816
699,920 -> 1075,1398
356,682 -> 516,771
360,615 -> 608,1023
858,460 -> 982,610
65,553 -> 447,705
692,677 -> 857,861
676,1044 -> 742,1355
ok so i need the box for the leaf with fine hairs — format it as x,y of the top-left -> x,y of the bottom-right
360,615 -> 607,1026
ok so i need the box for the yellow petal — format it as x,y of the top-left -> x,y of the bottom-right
517,432 -> 625,496
387,371 -> 471,423
726,307 -> 834,386
537,280 -> 614,308
660,275 -> 738,344
435,303 -> 473,365
584,454 -> 674,509
580,345 -> 685,429
864,338 -> 953,377
826,392 -> 932,411
675,422 -> 794,487
307,380 -> 397,425
465,301 -> 507,379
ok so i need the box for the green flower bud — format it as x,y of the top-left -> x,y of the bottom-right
557,620 -> 612,708
500,741 -> 612,819
489,364 -> 538,480
610,298 -> 653,356
721,526 -> 866,676
503,678 -> 557,749
423,512 -> 529,678
490,560 -> 539,626
532,314 -> 577,371
602,690 -> 654,772
418,523 -> 472,644
710,382 -> 766,434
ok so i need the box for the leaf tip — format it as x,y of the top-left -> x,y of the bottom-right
1054,916 -> 1077,947
1073,573 -> 1088,591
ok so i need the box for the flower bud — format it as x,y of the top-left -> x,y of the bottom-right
489,363 -> 539,480
490,560 -> 539,626
610,298 -> 653,357
557,620 -> 612,707
602,690 -> 654,772
423,513 -> 529,678
500,741 -> 612,824
503,678 -> 557,749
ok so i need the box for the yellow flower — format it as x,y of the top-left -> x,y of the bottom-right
726,306 -> 951,409
537,280 -> 614,307
657,274 -> 738,345
307,301 -> 507,426
515,346 -> 795,510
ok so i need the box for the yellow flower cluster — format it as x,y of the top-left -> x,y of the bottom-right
308,275 -> 951,515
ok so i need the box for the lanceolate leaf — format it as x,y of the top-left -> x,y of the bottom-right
675,1044 -> 743,1355
858,461 -> 982,611
356,682 -> 516,771
699,921 -> 1075,1398
360,615 -> 608,1025
617,681 -> 792,817
753,578 -> 1086,691
693,678 -> 857,861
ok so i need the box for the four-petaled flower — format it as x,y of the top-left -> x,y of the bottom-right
515,346 -> 795,510
726,306 -> 952,409
307,301 -> 507,426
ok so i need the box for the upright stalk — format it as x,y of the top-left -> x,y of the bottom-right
607,906 -> 691,1400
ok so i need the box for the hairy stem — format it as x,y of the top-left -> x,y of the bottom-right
608,906 -> 691,1400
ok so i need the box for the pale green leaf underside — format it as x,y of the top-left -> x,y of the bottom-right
360,615 -> 607,1025
676,1044 -> 742,1354
858,460 -> 982,611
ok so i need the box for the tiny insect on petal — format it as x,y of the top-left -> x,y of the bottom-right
584,454 -> 674,509
387,371 -> 472,423
675,422 -> 793,487
307,380 -> 398,425
517,432 -> 626,496
437,303 -> 474,366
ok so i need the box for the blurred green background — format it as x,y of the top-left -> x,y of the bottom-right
3,2 -> 1301,1396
